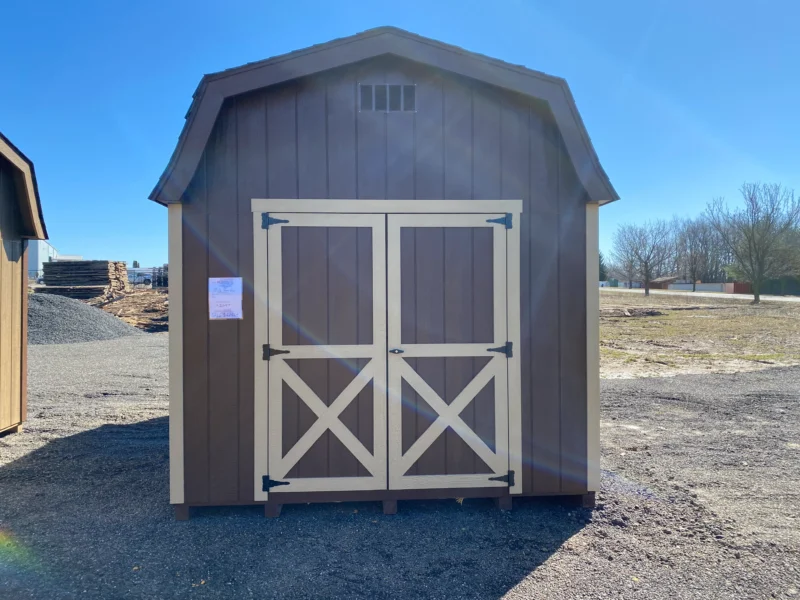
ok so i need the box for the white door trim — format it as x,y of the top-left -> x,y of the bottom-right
253,214 -> 270,501
386,213 -> 512,491
258,213 -> 387,495
251,199 -> 523,215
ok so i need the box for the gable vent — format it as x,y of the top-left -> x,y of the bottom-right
359,84 -> 415,112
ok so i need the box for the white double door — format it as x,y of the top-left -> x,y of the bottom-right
259,212 -> 511,497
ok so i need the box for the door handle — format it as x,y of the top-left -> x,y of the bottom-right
389,348 -> 404,354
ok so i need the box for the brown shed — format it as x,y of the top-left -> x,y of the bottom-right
0,132 -> 47,436
152,27 -> 618,518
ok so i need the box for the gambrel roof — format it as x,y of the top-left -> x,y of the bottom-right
0,131 -> 47,240
150,26 -> 619,206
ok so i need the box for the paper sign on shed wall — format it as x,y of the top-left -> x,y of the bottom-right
208,277 -> 243,320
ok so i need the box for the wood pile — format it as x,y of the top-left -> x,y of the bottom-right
39,261 -> 129,300
36,286 -> 111,300
89,289 -> 169,332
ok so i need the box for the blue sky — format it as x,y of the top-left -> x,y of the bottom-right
2,0 -> 798,266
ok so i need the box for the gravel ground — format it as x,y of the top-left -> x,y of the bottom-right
28,294 -> 142,345
0,334 -> 798,599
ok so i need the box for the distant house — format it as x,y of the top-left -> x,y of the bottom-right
650,275 -> 679,290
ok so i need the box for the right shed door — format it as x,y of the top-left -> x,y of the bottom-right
387,214 -> 510,490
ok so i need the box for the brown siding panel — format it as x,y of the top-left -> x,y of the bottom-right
414,72 -> 443,199
182,153 -> 210,504
356,81 -> 386,200
236,93 -> 267,501
558,139 -> 588,493
529,112 -> 562,494
297,81 -> 328,199
326,76 -> 357,199
443,79 -> 473,199
206,107 -> 240,504
471,87 -> 501,200
267,86 -> 298,199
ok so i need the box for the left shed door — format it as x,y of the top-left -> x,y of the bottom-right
257,213 -> 387,497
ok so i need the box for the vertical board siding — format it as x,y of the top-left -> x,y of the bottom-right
182,151 -> 210,503
236,93 -> 267,501
206,106 -> 240,503
357,66 -> 386,199
297,82 -> 328,199
528,114 -> 562,494
558,139 -> 588,493
443,80 -> 472,199
180,57 -> 590,503
471,87 -> 501,200
385,66 -> 415,199
326,77 -> 357,199
267,85 -> 298,199
414,71 -> 444,199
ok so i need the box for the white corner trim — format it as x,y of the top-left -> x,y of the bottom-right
250,199 -> 523,215
586,203 -> 600,492
168,204 -> 184,505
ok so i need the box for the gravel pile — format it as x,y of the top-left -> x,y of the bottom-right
28,293 -> 143,345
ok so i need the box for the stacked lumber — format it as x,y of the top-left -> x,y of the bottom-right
36,286 -> 110,300
39,261 -> 129,300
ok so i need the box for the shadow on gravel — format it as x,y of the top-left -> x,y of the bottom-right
0,418 -> 587,599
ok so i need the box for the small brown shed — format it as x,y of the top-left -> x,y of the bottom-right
151,27 -> 618,519
0,132 -> 47,436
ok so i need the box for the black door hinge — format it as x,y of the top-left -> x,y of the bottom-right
262,476 -> 290,491
488,470 -> 515,487
263,344 -> 291,360
487,341 -> 513,358
262,213 -> 289,229
486,213 -> 512,229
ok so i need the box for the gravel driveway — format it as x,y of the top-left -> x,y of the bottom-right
1,334 -> 798,599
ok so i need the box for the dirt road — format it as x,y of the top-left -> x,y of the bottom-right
603,287 -> 800,304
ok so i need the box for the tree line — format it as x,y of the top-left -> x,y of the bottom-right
608,182 -> 800,303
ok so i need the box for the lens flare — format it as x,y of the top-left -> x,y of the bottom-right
0,529 -> 36,571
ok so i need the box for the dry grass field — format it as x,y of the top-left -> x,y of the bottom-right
601,289 -> 800,378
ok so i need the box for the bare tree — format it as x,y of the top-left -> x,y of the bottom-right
675,217 -> 714,291
609,227 -> 638,288
706,183 -> 800,303
608,257 -> 636,288
612,220 -> 673,295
